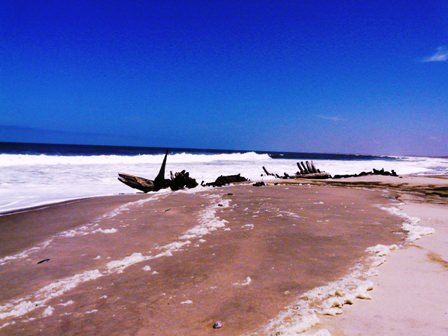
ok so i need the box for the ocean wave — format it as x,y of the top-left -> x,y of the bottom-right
0,152 -> 272,167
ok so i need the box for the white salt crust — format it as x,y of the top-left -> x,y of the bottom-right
85,309 -> 98,314
255,206 -> 434,336
42,306 -> 54,317
233,276 -> 252,287
241,224 -> 255,230
179,197 -> 230,239
58,300 -> 74,307
0,193 -> 231,327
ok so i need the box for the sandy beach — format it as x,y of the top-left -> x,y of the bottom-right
3,1 -> 448,334
0,176 -> 447,335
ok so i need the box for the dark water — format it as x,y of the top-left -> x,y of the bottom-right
0,141 -> 397,161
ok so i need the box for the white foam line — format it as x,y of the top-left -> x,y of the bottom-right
58,197 -> 158,238
233,276 -> 252,286
84,309 -> 98,314
280,210 -> 302,219
58,300 -> 74,307
0,269 -> 102,321
0,239 -> 52,267
0,196 -> 160,267
0,193 -> 231,327
42,306 -> 54,317
255,205 -> 434,336
179,195 -> 230,240
241,224 -> 255,230
381,205 -> 435,241
257,245 -> 398,335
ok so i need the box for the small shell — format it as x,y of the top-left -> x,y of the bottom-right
213,321 -> 223,329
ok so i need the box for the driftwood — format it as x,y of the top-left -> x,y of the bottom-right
118,173 -> 156,193
333,168 -> 398,179
153,150 -> 171,191
295,161 -> 330,179
262,161 -> 401,182
263,166 -> 281,178
202,174 -> 249,187
170,170 -> 198,191
37,258 -> 50,264
262,161 -> 331,180
297,172 -> 331,179
118,150 -> 198,192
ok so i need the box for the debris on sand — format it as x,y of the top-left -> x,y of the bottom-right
213,321 -> 223,329
202,174 -> 249,187
37,259 -> 50,264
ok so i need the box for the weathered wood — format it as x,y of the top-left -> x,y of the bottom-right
296,172 -> 332,179
333,168 -> 399,179
263,166 -> 273,176
305,161 -> 314,174
170,170 -> 198,191
118,150 -> 199,192
118,173 -> 155,193
297,162 -> 305,174
300,161 -> 308,174
202,174 -> 249,187
153,150 -> 171,191
295,161 -> 330,178
263,161 -> 331,180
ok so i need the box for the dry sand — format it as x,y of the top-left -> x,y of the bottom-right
317,201 -> 448,336
0,175 -> 447,335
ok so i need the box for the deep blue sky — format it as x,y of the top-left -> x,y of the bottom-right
1,1 -> 447,155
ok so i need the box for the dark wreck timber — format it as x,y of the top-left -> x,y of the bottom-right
262,161 -> 331,179
118,150 -> 249,193
262,161 -> 399,180
201,174 -> 249,187
117,173 -> 156,193
118,150 -> 198,192
332,168 -> 399,179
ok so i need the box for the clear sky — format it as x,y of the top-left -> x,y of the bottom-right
1,0 -> 447,156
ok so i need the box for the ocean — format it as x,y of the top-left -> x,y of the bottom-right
1,142 -> 447,213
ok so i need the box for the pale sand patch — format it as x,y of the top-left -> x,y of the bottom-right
318,201 -> 448,336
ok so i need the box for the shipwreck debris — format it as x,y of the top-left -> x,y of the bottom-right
262,161 -> 331,180
333,168 -> 399,179
153,150 -> 171,191
212,321 -> 223,329
170,170 -> 199,191
117,173 -> 155,193
118,150 -> 198,193
37,258 -> 50,264
295,161 -> 331,178
202,174 -> 249,187
262,161 -> 400,181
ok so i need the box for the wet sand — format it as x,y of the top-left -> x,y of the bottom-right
0,184 -> 404,335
